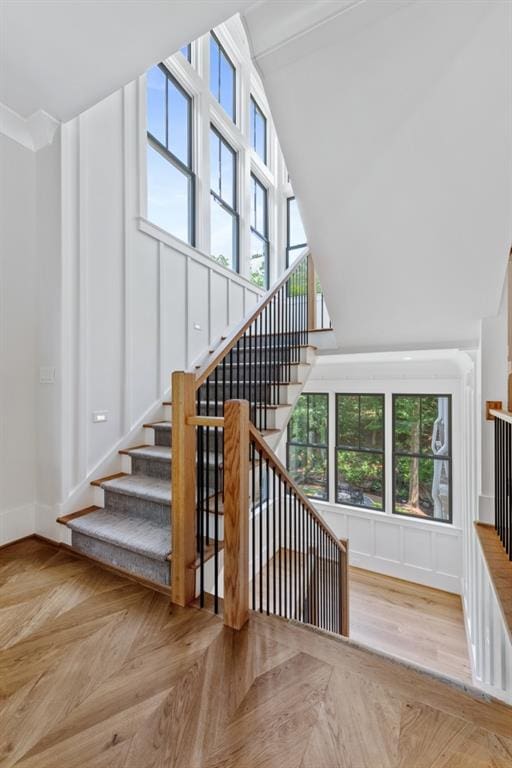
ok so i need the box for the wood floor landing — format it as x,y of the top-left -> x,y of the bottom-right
1,538 -> 511,768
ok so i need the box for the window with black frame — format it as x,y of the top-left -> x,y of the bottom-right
146,64 -> 195,244
286,196 -> 307,266
210,126 -> 238,271
287,393 -> 328,500
393,395 -> 452,523
180,44 -> 192,63
250,174 -> 269,288
336,394 -> 385,510
210,32 -> 236,122
250,96 -> 267,164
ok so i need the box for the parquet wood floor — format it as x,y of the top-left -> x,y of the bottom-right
1,538 -> 511,768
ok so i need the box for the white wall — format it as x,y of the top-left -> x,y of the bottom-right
0,134 -> 37,542
283,353 -> 469,593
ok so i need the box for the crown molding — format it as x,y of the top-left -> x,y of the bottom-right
0,102 -> 59,151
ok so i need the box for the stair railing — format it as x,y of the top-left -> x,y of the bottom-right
492,409 -> 512,560
171,252 -> 348,635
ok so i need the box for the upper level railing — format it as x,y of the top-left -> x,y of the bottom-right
171,252 -> 348,636
492,409 -> 512,560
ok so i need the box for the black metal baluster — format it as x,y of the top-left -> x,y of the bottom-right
259,447 -> 263,612
272,466 -> 276,615
278,473 -> 282,616
251,441 -> 256,611
266,456 -> 270,615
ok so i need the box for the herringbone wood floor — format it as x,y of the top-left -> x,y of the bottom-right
1,538 -> 511,768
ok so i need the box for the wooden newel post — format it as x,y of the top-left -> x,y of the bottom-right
339,538 -> 349,637
171,371 -> 197,607
223,399 -> 250,630
307,253 -> 316,331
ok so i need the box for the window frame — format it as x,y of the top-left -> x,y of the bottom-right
146,63 -> 196,245
209,124 -> 239,272
335,393 -> 386,512
392,393 -> 453,524
249,172 -> 269,289
250,95 -> 267,164
287,392 -> 329,502
286,195 -> 307,267
210,31 -> 236,123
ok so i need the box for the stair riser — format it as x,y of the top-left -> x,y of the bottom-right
213,363 -> 308,385
153,427 -> 171,447
71,532 -> 170,585
104,489 -> 170,526
131,456 -> 170,481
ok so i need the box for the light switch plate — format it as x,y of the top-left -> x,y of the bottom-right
92,411 -> 108,423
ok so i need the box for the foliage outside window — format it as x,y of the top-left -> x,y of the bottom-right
250,174 -> 269,288
146,65 -> 194,244
393,395 -> 452,523
286,196 -> 307,266
250,96 -> 267,164
210,33 -> 236,122
336,394 -> 385,510
287,394 -> 328,500
210,126 -> 238,271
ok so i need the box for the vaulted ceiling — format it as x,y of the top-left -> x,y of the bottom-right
245,0 -> 512,351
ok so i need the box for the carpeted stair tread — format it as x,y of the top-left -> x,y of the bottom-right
67,509 -> 171,561
101,474 -> 171,504
123,445 -> 171,462
144,421 -> 171,430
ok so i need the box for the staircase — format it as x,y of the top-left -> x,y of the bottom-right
58,340 -> 316,590
57,251 -> 346,636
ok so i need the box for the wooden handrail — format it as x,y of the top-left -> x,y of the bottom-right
490,409 -> 512,425
248,422 -> 346,554
192,250 -> 310,389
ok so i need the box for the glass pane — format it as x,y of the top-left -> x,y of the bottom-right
250,98 -> 256,148
147,66 -> 166,145
251,176 -> 266,235
394,457 -> 450,521
210,196 -> 236,270
147,145 -> 190,243
308,394 -> 328,445
255,109 -> 266,161
360,395 -> 384,450
337,395 -> 360,449
220,49 -> 235,120
336,450 -> 384,510
288,445 -> 328,500
180,44 -> 191,62
168,79 -> 189,166
288,395 -> 308,443
250,231 -> 266,288
209,36 -> 219,99
220,140 -> 235,209
288,198 -> 306,247
394,395 -> 421,453
420,396 -> 450,456
210,130 -> 220,196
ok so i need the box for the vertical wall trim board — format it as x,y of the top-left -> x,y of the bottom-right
77,112 -> 89,480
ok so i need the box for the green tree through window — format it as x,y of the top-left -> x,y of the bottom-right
287,394 -> 328,500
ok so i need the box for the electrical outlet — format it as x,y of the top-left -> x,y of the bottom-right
92,411 -> 108,423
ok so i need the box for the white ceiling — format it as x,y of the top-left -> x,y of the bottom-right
244,0 -> 512,352
0,0 -> 251,121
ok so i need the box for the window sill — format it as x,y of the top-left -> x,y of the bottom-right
137,217 -> 265,295
313,499 -> 462,535
475,522 -> 512,645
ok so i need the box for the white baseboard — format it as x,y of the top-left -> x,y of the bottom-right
348,550 -> 461,594
0,503 -> 36,545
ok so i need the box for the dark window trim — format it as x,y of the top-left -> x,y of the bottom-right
210,31 -> 236,124
147,64 -> 195,246
335,393 -> 385,512
392,393 -> 453,525
210,124 -> 239,272
250,95 -> 267,164
286,196 -> 307,267
287,393 -> 329,501
250,172 -> 269,288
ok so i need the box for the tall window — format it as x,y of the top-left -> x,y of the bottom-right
336,394 -> 385,510
393,395 -> 452,523
287,394 -> 329,500
250,96 -> 267,163
146,64 -> 194,244
210,33 -> 236,122
210,126 -> 238,271
286,196 -> 307,266
250,174 -> 269,288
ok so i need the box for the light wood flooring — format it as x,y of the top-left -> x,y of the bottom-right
1,537 -> 512,768
349,567 -> 472,684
